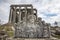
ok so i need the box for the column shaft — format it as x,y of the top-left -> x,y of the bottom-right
25,7 -> 27,26
13,7 -> 16,23
19,7 -> 21,22
9,7 -> 13,23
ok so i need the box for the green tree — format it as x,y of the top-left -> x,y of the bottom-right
0,19 -> 1,26
54,21 -> 58,26
54,21 -> 58,28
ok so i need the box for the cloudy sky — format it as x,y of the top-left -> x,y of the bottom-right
0,0 -> 60,25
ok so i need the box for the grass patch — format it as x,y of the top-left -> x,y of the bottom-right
7,31 -> 14,37
54,35 -> 60,39
52,34 -> 60,39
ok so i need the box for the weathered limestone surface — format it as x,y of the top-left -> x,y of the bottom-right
6,38 -> 60,40
9,4 -> 50,38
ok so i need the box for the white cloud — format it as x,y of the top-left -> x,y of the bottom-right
37,0 -> 60,24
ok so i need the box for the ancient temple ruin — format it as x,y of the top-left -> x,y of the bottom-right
9,4 -> 50,38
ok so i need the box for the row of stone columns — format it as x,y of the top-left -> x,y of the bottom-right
9,6 -> 32,23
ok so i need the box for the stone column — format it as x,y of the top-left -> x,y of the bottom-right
13,7 -> 16,23
31,6 -> 35,27
9,7 -> 13,23
19,7 -> 21,22
25,6 -> 27,27
18,7 -> 21,29
36,9 -> 37,20
47,24 -> 51,38
31,6 -> 33,15
41,21 -> 45,37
